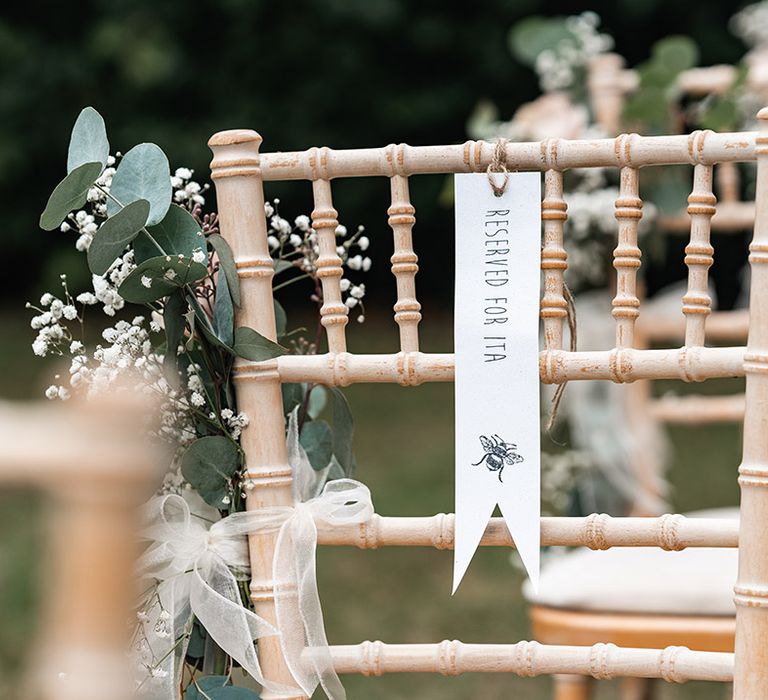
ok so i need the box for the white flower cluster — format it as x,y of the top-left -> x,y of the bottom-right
132,595 -> 174,692
171,166 -> 208,208
731,1 -> 768,49
265,200 -> 371,322
88,251 -> 136,315
534,12 -> 614,93
541,449 -> 591,516
212,407 -> 250,441
27,278 -> 79,359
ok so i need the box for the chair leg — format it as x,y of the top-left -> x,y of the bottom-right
620,677 -> 654,700
553,674 -> 591,700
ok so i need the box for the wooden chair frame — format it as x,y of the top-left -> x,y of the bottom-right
208,114 -> 768,698
0,399 -> 155,700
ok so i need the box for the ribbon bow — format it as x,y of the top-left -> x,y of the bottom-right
138,412 -> 373,699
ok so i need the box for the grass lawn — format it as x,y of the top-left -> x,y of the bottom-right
0,307 -> 740,699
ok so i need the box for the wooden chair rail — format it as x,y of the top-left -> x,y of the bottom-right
225,132 -> 760,182
255,346 -> 747,387
306,641 -> 733,683
315,514 -> 738,550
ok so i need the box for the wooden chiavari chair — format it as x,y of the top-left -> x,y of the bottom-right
0,395 -> 156,700
518,56 -> 764,700
208,112 -> 768,699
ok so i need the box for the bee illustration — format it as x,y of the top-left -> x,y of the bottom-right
472,434 -> 523,482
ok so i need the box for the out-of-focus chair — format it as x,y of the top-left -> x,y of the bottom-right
0,394 -> 157,700
524,57 -> 764,700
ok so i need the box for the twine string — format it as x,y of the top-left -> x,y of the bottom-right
486,138 -> 510,197
546,281 -> 577,432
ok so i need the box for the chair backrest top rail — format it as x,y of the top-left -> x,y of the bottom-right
214,131 -> 761,181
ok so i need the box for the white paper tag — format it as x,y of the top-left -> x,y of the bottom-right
453,172 -> 541,594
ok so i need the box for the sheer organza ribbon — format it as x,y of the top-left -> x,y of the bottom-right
138,412 -> 373,699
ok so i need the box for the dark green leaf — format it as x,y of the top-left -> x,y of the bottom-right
118,255 -> 208,304
185,621 -> 206,659
163,289 -> 187,385
232,327 -> 287,361
300,420 -> 333,471
188,293 -> 233,355
135,204 -> 207,264
213,270 -> 234,347
108,143 -> 172,226
274,299 -> 287,338
187,676 -> 259,699
180,437 -> 240,508
67,106 -> 109,173
274,259 -> 293,275
209,234 -> 241,306
186,675 -> 228,698
39,161 -> 103,231
87,199 -> 150,275
282,383 -> 304,415
330,387 -> 354,476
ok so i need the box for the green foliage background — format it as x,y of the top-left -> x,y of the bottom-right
0,0 -> 750,304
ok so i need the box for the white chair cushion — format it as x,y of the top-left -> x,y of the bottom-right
524,508 -> 738,616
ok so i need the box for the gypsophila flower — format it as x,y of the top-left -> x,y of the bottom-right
295,214 -> 311,231
191,248 -> 206,264
190,391 -> 206,407
141,276 -> 152,288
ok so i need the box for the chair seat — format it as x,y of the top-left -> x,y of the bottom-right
524,508 -> 739,616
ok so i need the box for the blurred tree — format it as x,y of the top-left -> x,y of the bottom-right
0,0 -> 750,306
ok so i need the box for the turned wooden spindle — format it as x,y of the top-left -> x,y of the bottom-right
733,107 -> 768,700
541,169 -> 569,351
387,169 -> 421,353
311,175 -> 348,353
612,151 -> 643,350
683,158 -> 716,348
209,130 -> 306,700
716,161 -> 741,204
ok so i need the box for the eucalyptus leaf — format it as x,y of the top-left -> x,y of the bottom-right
67,106 -> 109,173
118,255 -> 208,304
508,16 -> 571,66
232,327 -> 287,361
300,420 -> 334,471
187,293 -> 233,356
87,199 -> 150,275
163,289 -> 187,384
187,676 -> 259,699
185,621 -> 206,659
186,675 -> 228,698
213,270 -> 234,347
281,383 -> 304,415
180,436 -> 240,508
108,143 -> 172,225
209,234 -> 241,306
135,204 -> 207,264
39,161 -> 104,231
274,299 -> 287,338
330,387 -> 354,476
274,259 -> 294,275
307,385 -> 327,419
